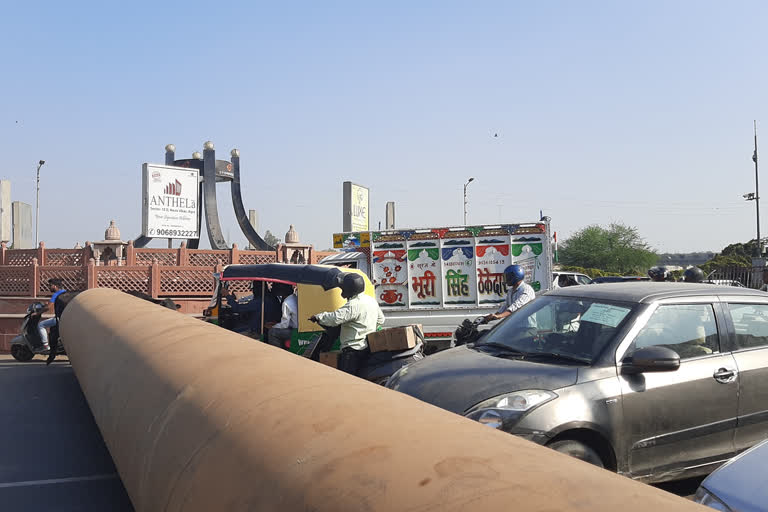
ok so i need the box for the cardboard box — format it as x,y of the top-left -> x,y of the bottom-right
319,351 -> 339,369
368,325 -> 422,353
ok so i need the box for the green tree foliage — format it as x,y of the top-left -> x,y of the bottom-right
559,223 -> 657,275
699,240 -> 756,274
558,266 -> 621,279
263,230 -> 281,247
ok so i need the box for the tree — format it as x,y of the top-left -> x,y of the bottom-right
559,223 -> 657,275
263,230 -> 281,247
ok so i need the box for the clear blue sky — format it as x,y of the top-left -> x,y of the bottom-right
2,1 -> 767,253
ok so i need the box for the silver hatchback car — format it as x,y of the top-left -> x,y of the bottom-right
387,283 -> 768,484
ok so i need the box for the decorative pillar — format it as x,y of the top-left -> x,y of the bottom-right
231,243 -> 239,265
37,241 -> 46,266
31,257 -> 39,297
179,241 -> 189,266
125,240 -> 135,266
150,260 -> 161,298
87,258 -> 97,289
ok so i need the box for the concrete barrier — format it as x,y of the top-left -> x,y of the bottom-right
61,288 -> 705,511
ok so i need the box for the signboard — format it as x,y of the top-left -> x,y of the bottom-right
511,234 -> 547,292
372,238 -> 408,308
407,235 -> 442,308
441,235 -> 477,307
343,182 -> 369,232
330,221 -> 553,310
476,235 -> 512,305
142,164 -> 200,239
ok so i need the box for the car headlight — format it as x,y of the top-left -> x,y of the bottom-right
464,390 -> 558,429
693,487 -> 732,512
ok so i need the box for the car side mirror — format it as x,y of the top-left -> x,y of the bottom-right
622,346 -> 680,374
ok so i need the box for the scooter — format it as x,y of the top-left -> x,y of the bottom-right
453,316 -> 491,346
10,303 -> 66,362
304,325 -> 425,385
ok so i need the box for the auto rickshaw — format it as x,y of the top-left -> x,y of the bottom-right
204,263 -> 375,355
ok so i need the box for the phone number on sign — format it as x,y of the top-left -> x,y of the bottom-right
149,229 -> 197,237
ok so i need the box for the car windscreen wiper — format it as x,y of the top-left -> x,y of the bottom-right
474,342 -> 529,357
523,352 -> 591,365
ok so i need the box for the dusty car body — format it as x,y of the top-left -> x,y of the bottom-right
387,283 -> 768,483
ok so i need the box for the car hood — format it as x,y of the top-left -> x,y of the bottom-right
700,438 -> 768,511
386,345 -> 579,414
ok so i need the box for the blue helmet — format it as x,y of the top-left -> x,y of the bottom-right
504,264 -> 525,286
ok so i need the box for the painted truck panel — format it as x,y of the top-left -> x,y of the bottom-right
327,221 -> 553,343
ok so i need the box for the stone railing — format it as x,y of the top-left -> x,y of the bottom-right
0,241 -> 336,298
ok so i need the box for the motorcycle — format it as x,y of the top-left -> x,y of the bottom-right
304,325 -> 425,385
453,316 -> 491,346
10,303 -> 66,362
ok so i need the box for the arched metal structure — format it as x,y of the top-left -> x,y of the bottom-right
134,143 -> 273,251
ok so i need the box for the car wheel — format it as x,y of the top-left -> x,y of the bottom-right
11,345 -> 35,362
548,439 -> 604,468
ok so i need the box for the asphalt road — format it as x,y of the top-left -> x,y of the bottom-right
0,354 -> 134,512
0,353 -> 702,510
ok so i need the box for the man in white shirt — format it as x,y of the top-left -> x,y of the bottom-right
483,264 -> 535,323
311,273 -> 385,375
268,283 -> 298,349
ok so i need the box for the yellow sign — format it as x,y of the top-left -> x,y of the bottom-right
350,184 -> 369,232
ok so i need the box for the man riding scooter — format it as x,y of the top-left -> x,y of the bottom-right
482,264 -> 535,324
38,278 -> 67,352
310,273 -> 385,375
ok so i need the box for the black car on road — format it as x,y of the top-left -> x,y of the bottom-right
387,283 -> 768,484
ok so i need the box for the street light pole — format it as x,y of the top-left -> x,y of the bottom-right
754,121 -> 761,256
35,160 -> 45,247
463,177 -> 475,225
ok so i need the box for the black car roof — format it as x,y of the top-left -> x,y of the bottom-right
546,282 -> 766,304
221,264 -> 344,290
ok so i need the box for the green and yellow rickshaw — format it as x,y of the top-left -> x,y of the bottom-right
204,264 -> 375,355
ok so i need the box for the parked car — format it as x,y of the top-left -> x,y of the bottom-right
386,283 -> 768,484
694,438 -> 768,511
552,271 -> 593,288
591,276 -> 650,283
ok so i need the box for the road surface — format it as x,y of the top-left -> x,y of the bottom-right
0,354 -> 133,511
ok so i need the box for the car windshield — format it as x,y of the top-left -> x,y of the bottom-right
477,295 -> 636,364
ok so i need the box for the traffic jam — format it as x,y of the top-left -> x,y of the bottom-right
205,219 -> 767,509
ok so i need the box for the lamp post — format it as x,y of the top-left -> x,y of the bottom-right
745,121 -> 762,256
464,178 -> 475,226
463,177 -> 475,225
35,160 -> 45,247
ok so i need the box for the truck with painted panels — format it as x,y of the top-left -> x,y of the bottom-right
321,220 -> 554,350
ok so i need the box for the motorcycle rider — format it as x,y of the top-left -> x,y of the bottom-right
310,273 -> 385,376
682,266 -> 705,283
648,266 -> 670,282
38,278 -> 66,352
482,264 -> 535,323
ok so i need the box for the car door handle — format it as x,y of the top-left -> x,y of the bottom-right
713,368 -> 738,384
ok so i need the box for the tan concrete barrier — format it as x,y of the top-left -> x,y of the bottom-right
61,288 -> 705,511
